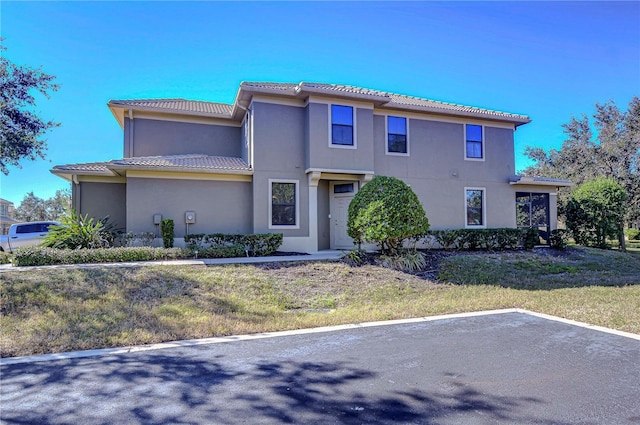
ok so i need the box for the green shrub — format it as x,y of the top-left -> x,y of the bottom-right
42,209 -> 118,249
348,175 -> 430,254
549,229 -> 569,250
114,231 -> 156,247
0,251 -> 12,264
426,228 -> 525,251
342,249 -> 367,266
194,244 -> 246,259
522,227 -> 539,250
12,246 -> 187,267
566,178 -> 627,249
429,229 -> 461,250
160,219 -> 174,248
624,228 -> 640,241
379,250 -> 426,272
184,233 -> 283,257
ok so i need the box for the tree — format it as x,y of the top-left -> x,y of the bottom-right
15,189 -> 71,221
566,178 -> 627,250
347,175 -> 430,254
524,97 -> 640,226
0,39 -> 60,174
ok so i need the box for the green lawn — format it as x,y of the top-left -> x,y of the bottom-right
1,246 -> 638,358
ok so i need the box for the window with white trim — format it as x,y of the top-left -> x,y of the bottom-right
331,105 -> 354,146
465,188 -> 486,228
269,180 -> 299,228
387,116 -> 408,154
465,124 -> 483,160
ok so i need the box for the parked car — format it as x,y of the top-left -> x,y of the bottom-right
0,221 -> 60,253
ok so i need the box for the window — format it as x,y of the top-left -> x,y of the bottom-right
270,180 -> 299,228
465,188 -> 485,227
331,105 -> 354,146
387,116 -> 408,154
333,183 -> 354,194
465,124 -> 483,159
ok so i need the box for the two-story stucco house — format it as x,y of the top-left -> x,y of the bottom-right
51,82 -> 571,252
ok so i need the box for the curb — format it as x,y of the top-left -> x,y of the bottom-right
2,309 -> 638,366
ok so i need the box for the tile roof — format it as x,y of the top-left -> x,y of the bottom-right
109,99 -> 233,116
111,154 -> 250,171
53,162 -> 112,174
52,155 -> 251,177
240,81 -> 530,123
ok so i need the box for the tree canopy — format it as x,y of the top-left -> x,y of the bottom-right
524,97 -> 640,225
14,189 -> 71,222
0,40 -> 60,175
566,178 -> 627,249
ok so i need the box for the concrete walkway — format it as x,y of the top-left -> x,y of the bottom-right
0,250 -> 345,272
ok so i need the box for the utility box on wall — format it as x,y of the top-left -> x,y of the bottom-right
185,211 -> 196,224
153,214 -> 162,225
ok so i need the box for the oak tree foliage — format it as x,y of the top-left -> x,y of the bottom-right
523,97 -> 640,228
0,40 -> 60,174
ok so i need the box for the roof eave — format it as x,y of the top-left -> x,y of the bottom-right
108,164 -> 254,176
510,177 -> 573,187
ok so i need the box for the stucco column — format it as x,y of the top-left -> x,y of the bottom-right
549,192 -> 558,230
307,171 -> 322,252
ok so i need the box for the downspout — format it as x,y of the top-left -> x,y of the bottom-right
72,174 -> 81,214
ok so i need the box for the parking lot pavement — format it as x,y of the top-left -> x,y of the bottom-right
2,311 -> 639,424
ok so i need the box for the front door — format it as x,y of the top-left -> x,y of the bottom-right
330,182 -> 357,249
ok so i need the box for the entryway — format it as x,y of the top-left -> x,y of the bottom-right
329,181 -> 357,249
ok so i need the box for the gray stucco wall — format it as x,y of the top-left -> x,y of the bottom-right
373,115 -> 518,229
251,102 -> 309,236
126,118 -> 242,158
78,182 -> 126,230
126,178 -> 252,237
306,103 -> 375,172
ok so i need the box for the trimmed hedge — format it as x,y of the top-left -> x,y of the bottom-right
425,228 -> 541,251
184,233 -> 283,257
13,246 -> 188,267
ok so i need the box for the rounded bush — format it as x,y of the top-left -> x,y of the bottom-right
347,175 -> 429,254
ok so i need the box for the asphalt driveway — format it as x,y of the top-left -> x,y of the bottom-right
1,311 -> 639,424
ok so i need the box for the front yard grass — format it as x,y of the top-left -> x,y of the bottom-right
1,246 -> 638,358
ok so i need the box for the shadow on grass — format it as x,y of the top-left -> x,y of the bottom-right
1,354 -> 570,425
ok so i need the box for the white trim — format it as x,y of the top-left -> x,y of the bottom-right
464,187 -> 487,229
268,179 -> 300,230
385,115 -> 410,157
328,104 -> 357,150
464,123 -> 485,162
374,109 -> 517,130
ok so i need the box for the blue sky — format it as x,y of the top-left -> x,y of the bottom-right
1,1 -> 639,206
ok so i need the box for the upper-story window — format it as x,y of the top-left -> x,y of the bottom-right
387,116 -> 408,155
331,105 -> 354,146
465,124 -> 484,160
